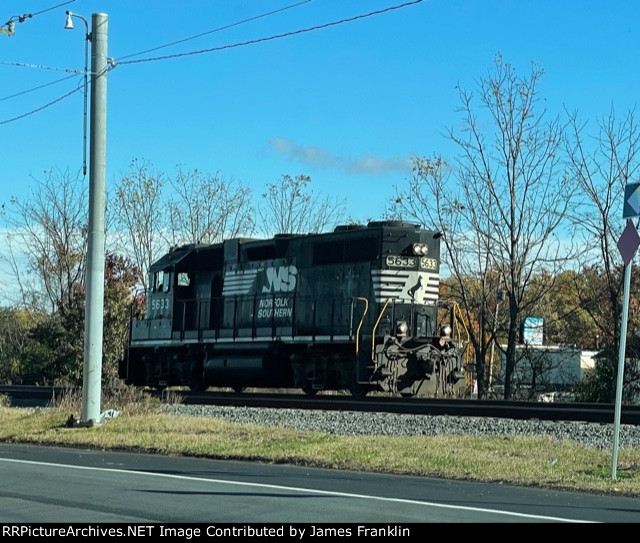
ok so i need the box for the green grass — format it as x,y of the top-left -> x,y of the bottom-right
1,394 -> 640,497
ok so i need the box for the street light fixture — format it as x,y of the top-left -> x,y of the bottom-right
65,11 -> 90,177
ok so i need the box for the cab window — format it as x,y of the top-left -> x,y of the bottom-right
177,272 -> 191,287
154,270 -> 171,292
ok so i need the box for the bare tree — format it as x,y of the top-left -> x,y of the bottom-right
112,158 -> 166,293
390,156 -> 502,398
258,174 -> 347,235
391,55 -> 576,399
166,166 -> 255,245
1,168 -> 88,313
564,106 -> 640,346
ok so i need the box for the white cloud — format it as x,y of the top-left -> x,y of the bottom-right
269,138 -> 413,176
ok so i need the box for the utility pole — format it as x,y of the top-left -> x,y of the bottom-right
82,13 -> 108,424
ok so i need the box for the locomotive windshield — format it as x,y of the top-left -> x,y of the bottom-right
153,270 -> 170,293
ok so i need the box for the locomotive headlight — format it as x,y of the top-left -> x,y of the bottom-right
412,243 -> 428,255
396,321 -> 409,337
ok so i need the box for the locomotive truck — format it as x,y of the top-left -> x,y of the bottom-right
118,220 -> 467,397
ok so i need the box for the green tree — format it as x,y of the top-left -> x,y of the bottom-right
20,306 -> 83,386
574,339 -> 640,404
102,253 -> 144,385
0,308 -> 41,383
526,270 -> 598,348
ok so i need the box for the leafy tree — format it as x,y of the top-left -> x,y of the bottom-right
526,270 -> 598,348
102,253 -> 144,384
0,308 -> 41,383
574,339 -> 640,404
20,306 -> 84,386
8,253 -> 142,387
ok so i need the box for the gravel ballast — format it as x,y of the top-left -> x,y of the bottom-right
160,404 -> 640,451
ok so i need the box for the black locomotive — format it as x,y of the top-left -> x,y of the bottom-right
118,220 -> 467,397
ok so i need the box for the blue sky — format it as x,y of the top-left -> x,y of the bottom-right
1,0 -> 639,224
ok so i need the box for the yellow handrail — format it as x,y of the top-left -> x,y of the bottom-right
371,298 -> 393,361
353,297 -> 369,355
451,301 -> 472,367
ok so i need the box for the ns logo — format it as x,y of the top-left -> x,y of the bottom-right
262,265 -> 297,293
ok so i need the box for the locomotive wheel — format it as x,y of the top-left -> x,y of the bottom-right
348,385 -> 369,398
232,386 -> 245,394
302,386 -> 318,396
189,373 -> 206,392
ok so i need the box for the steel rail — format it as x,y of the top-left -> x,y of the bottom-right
3,385 -> 640,425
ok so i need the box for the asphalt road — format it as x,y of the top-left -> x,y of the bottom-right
0,442 -> 638,528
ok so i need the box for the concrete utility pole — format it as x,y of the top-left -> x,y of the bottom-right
82,12 -> 108,424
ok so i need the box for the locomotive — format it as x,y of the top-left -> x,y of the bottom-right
118,220 -> 467,397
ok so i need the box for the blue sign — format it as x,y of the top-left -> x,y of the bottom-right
522,317 -> 544,346
623,182 -> 640,219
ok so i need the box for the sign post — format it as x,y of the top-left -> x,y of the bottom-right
612,185 -> 640,479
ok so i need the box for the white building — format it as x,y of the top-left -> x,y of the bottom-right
496,345 -> 597,399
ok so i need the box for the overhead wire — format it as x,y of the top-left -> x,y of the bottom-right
0,59 -> 88,74
116,0 -> 424,66
2,0 -> 76,32
0,0 -> 311,124
0,0 -> 423,125
118,0 -> 313,62
27,0 -> 76,18
0,65 -> 110,126
0,84 -> 82,125
0,73 -> 77,102
0,0 -> 83,104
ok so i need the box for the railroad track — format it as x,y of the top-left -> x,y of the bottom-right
2,384 -> 640,425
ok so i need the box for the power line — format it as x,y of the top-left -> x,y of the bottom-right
0,84 -> 82,125
31,0 -> 76,18
0,59 -> 87,74
2,0 -> 76,33
0,73 -> 77,102
0,1 -> 423,125
118,0 -> 314,62
0,1 -> 313,121
116,0 -> 423,66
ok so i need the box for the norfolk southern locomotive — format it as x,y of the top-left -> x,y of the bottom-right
118,221 -> 467,397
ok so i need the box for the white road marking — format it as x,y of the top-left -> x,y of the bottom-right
0,457 -> 595,523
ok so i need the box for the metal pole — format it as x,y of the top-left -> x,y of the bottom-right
612,260 -> 632,480
82,12 -> 108,424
